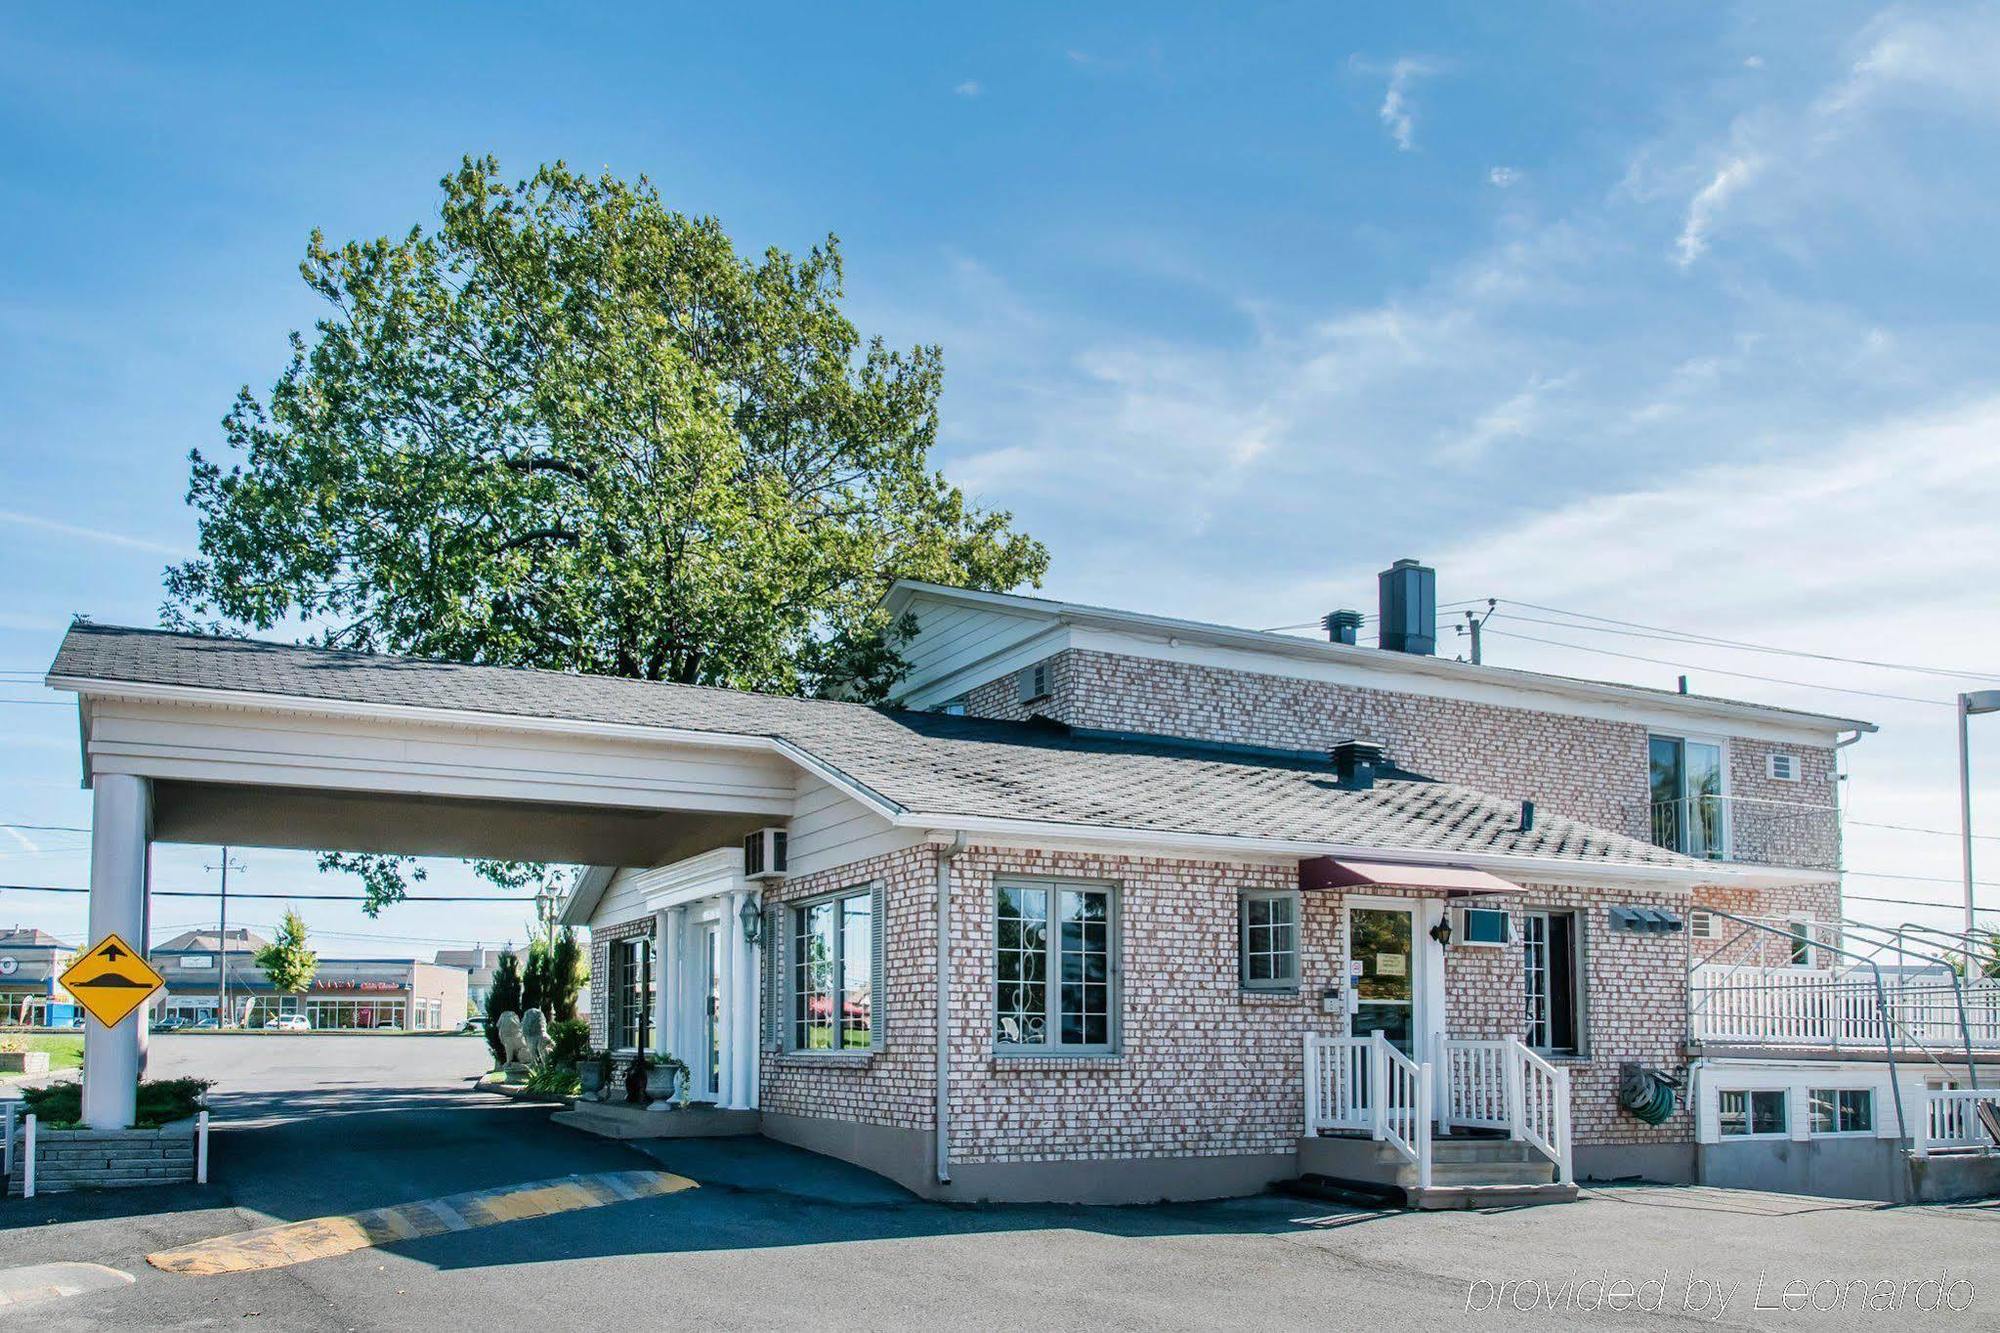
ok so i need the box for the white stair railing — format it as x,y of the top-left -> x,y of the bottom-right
1505,1036 -> 1573,1185
1369,1032 -> 1432,1190
1434,1036 -> 1510,1132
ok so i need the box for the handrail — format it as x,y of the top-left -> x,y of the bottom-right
1911,1088 -> 2000,1158
1370,1032 -> 1431,1190
1506,1037 -> 1574,1185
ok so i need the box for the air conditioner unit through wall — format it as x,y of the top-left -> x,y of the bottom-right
744,828 -> 789,880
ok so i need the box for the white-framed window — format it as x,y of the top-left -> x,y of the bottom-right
1688,908 -> 1718,940
1649,734 -> 1728,860
1786,917 -> 1814,968
1239,889 -> 1300,990
178,955 -> 215,970
1719,1088 -> 1788,1137
1809,1088 -> 1873,1135
1455,905 -> 1511,947
609,936 -> 652,1051
789,885 -> 879,1053
995,879 -> 1116,1053
1523,909 -> 1582,1055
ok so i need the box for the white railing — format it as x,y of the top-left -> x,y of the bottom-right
1304,1032 -> 1572,1190
1912,1089 -> 2000,1157
1510,1039 -> 1575,1185
1691,966 -> 2000,1051
1646,794 -> 1840,871
1372,1035 -> 1432,1189
1433,1036 -> 1510,1132
1303,1033 -> 1372,1135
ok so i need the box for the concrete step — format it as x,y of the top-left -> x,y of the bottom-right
551,1101 -> 758,1141
1421,1160 -> 1558,1187
1426,1138 -> 1544,1165
1409,1181 -> 1579,1210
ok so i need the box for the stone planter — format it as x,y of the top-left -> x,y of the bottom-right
8,1117 -> 198,1196
0,1050 -> 50,1075
644,1064 -> 684,1109
577,1062 -> 609,1102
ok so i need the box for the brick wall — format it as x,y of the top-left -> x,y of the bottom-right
8,1122 -> 197,1195
961,647 -> 1842,876
764,840 -> 1700,1168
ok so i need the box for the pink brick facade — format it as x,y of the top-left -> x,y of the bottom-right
963,647 -> 1841,874
745,842 -> 1699,1169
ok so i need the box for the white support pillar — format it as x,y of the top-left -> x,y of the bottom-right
83,773 -> 150,1130
730,892 -> 757,1108
739,893 -> 760,1109
716,895 -> 739,1108
652,907 -> 675,1061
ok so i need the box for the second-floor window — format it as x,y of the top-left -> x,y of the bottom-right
1649,735 -> 1726,860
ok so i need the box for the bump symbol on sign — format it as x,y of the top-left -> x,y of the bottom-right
60,933 -> 166,1027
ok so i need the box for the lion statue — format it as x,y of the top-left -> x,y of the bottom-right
520,1008 -> 552,1066
496,1010 -> 529,1066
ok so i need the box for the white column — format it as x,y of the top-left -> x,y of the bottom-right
716,895 -> 739,1108
83,773 -> 150,1130
729,893 -> 756,1108
739,893 -> 760,1109
671,907 -> 694,1070
652,907 -> 674,1060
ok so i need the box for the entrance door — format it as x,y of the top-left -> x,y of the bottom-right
701,923 -> 721,1100
1347,903 -> 1418,1054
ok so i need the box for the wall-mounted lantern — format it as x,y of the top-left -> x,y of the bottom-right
739,896 -> 764,946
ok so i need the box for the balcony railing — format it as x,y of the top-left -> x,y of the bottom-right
1690,964 -> 2000,1051
1645,794 -> 1841,872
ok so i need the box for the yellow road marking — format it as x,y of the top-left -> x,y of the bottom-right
146,1170 -> 694,1277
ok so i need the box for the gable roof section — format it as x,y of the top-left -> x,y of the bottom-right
883,580 -> 1878,738
50,622 -> 1786,884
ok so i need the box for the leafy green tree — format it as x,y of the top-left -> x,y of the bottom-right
254,908 -> 318,995
484,949 -> 523,1066
164,156 -> 1044,912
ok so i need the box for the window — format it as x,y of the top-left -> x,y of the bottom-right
1457,906 -> 1511,947
1719,1089 -> 1788,1137
1240,890 -> 1300,989
1649,734 -> 1726,859
1688,908 -> 1718,940
996,880 -> 1115,1052
1016,662 -> 1050,703
791,887 -> 874,1051
1523,910 -> 1581,1055
1787,918 -> 1814,968
1810,1088 -> 1873,1135
1767,752 -> 1800,782
178,955 -> 214,970
610,936 -> 653,1051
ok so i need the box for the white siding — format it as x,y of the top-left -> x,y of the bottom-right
891,600 -> 1062,707
786,774 -> 921,877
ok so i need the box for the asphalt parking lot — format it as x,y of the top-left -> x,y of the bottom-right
1,1035 -> 1993,1329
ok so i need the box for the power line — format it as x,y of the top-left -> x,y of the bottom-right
1849,819 -> 2000,843
0,883 -> 525,902
0,823 -> 90,835
1495,599 -> 2000,683
1260,598 -> 1490,634
1843,892 -> 2000,917
1845,869 -> 2000,889
1481,628 -> 1950,707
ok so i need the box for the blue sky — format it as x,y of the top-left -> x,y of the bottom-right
3,2 -> 1997,956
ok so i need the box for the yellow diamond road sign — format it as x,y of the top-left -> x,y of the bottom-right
60,933 -> 165,1028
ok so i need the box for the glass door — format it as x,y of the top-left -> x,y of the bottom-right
1347,905 -> 1417,1053
1649,736 -> 1725,859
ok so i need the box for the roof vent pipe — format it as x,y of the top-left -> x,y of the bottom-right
1331,739 -> 1387,789
1322,609 -> 1363,646
1377,559 -> 1437,655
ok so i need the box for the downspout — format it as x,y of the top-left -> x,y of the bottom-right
936,831 -> 969,1186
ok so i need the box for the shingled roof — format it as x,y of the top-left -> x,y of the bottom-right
50,622 -> 1704,874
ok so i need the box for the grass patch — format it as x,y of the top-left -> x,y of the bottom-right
21,1076 -> 211,1129
0,1034 -> 85,1070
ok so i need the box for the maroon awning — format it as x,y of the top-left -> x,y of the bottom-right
1298,856 -> 1522,896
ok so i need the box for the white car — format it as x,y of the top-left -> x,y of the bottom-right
270,1014 -> 311,1032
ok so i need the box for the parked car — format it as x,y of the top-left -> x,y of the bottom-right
270,1013 -> 311,1032
153,1014 -> 187,1032
192,1015 -> 221,1030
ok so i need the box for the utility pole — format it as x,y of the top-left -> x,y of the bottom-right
206,847 -> 245,1026
1960,692 -> 2000,975
1459,599 -> 1497,665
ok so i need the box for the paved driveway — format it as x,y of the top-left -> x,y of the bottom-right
2,1035 -> 1995,1329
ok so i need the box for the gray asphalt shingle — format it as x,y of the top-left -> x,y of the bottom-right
49,622 -> 1700,871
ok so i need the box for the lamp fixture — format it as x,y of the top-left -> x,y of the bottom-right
1429,918 -> 1454,948
739,895 -> 764,945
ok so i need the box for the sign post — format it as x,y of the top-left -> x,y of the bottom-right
60,933 -> 166,1030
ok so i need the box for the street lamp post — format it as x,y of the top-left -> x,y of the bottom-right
1958,690 -> 2000,974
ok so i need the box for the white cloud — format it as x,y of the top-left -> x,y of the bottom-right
1437,372 -> 1575,463
1488,166 -> 1521,188
1674,153 -> 1762,267
1743,55 -> 1765,70
0,509 -> 185,557
953,80 -> 982,98
1,826 -> 40,854
1376,56 -> 1436,152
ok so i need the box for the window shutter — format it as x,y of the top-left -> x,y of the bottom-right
762,903 -> 784,1051
869,882 -> 887,1051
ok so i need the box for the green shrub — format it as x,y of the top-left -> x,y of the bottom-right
23,1077 -> 211,1129
547,1018 -> 590,1067
522,1063 -> 581,1096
